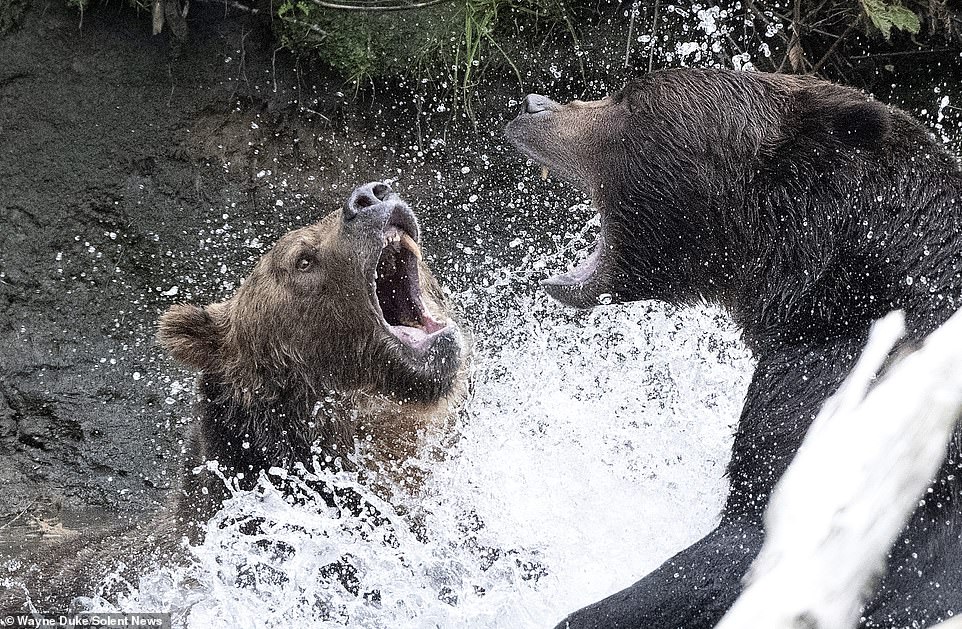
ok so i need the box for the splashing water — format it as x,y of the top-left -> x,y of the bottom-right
66,206 -> 753,628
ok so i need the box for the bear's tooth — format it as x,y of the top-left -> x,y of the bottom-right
400,232 -> 422,261
541,165 -> 549,180
384,227 -> 402,249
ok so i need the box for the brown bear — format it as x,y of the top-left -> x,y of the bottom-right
0,181 -> 466,611
506,69 -> 962,629
158,180 -> 465,537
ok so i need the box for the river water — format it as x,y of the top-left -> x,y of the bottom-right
127,96 -> 959,629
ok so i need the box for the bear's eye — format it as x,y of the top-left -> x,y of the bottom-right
296,256 -> 314,272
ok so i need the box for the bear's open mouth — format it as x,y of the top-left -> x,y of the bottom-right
373,222 -> 448,352
505,112 -> 615,309
523,162 -> 612,309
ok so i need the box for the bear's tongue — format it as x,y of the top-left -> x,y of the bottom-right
389,319 -> 445,352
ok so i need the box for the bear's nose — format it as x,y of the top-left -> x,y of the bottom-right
344,181 -> 392,221
523,94 -> 556,114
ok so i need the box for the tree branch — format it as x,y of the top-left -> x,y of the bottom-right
716,308 -> 962,629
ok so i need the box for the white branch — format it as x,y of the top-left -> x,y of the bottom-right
716,308 -> 962,629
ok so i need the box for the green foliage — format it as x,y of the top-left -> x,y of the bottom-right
860,0 -> 922,39
275,0 -> 571,97
276,0 -> 459,85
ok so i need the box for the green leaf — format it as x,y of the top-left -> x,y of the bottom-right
861,0 -> 921,39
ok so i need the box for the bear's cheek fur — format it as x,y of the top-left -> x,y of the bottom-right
224,270 -> 354,368
550,110 -> 626,183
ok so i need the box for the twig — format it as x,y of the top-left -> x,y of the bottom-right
299,106 -> 331,121
307,0 -> 448,11
0,501 -> 37,532
167,61 -> 175,107
776,48 -> 788,73
810,18 -> 858,75
768,8 -> 842,38
744,0 -> 789,44
850,48 -> 962,59
806,23 -> 856,38
802,0 -> 831,23
238,28 -> 251,90
192,0 -> 260,14
272,46 -> 281,94
724,32 -> 747,59
287,17 -> 329,37
785,0 -> 810,73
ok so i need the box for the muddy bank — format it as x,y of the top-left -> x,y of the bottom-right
0,3 -> 295,536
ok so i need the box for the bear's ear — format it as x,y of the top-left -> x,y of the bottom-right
796,88 -> 892,149
827,100 -> 892,147
157,302 -> 227,372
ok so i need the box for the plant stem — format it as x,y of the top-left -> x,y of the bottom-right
625,0 -> 638,69
810,17 -> 858,74
647,0 -> 660,73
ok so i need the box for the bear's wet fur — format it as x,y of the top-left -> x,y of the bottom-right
0,182 -> 466,611
507,68 -> 962,628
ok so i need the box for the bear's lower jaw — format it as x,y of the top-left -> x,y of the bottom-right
379,323 -> 463,403
387,315 -> 449,354
542,232 -> 614,308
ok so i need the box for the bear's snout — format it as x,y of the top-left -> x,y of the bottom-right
522,94 -> 558,115
344,181 -> 394,221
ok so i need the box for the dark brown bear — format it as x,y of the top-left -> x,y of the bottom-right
1,181 -> 465,610
507,69 -> 962,629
